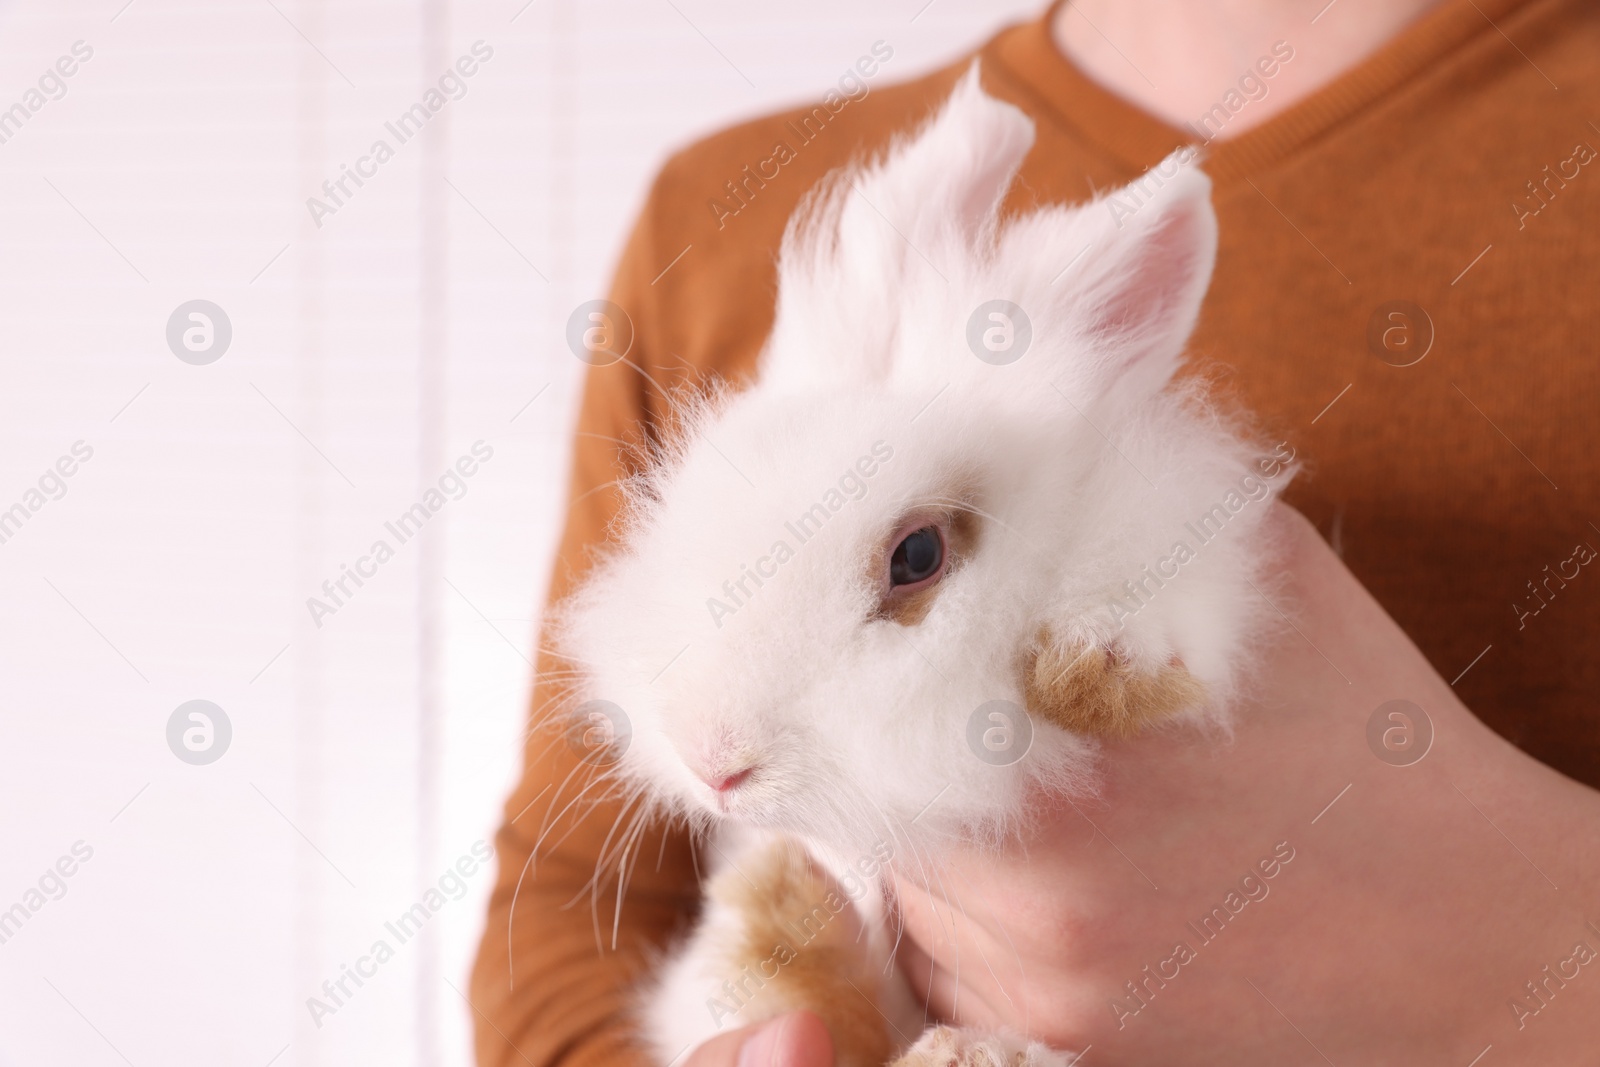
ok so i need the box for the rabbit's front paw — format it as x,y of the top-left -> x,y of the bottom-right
890,1026 -> 1076,1067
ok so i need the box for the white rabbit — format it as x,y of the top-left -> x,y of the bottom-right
555,63 -> 1293,1067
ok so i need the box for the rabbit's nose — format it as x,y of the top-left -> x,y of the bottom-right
701,766 -> 754,793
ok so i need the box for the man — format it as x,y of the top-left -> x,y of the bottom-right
473,0 -> 1600,1062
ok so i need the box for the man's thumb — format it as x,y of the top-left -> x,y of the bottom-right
736,1011 -> 834,1067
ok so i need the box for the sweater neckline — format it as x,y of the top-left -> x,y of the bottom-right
984,0 -> 1544,184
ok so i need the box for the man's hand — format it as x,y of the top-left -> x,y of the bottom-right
893,504 -> 1600,1064
685,1012 -> 835,1067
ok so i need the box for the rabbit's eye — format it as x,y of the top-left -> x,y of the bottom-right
876,510 -> 973,624
890,526 -> 944,586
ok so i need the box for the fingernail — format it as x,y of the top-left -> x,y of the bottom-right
735,1015 -> 790,1067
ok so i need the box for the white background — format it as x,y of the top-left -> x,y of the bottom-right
0,1 -> 1038,1064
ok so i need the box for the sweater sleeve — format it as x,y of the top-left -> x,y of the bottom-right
467,178 -> 700,1067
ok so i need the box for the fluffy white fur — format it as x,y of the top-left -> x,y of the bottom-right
556,65 -> 1288,1064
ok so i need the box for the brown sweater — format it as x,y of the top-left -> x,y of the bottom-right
470,2 -> 1600,1063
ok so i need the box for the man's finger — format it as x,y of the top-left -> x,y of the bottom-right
684,1011 -> 835,1067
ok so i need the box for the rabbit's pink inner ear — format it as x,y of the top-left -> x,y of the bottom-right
1079,165 -> 1218,397
1023,629 -> 1204,738
1091,196 -> 1212,339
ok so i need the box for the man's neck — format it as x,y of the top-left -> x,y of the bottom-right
1050,0 -> 1443,140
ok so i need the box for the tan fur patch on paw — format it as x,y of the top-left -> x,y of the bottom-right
709,840 -> 894,1067
889,1026 -> 967,1067
889,1026 -> 1071,1067
1023,630 -> 1204,738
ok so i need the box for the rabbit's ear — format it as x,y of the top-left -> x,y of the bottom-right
1046,154 -> 1218,409
760,63 -> 1035,391
847,62 -> 1035,255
